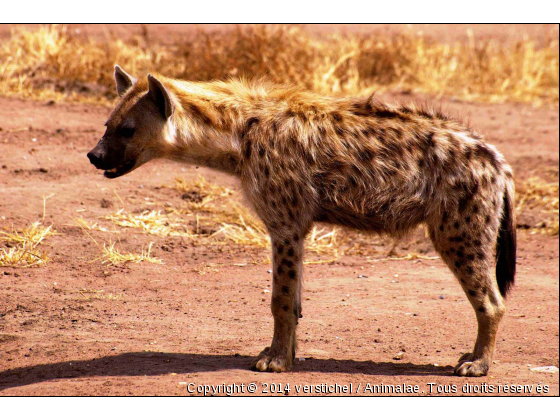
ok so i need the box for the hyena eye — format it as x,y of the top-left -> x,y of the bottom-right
117,126 -> 135,138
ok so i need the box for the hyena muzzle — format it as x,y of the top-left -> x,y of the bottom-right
87,66 -> 517,377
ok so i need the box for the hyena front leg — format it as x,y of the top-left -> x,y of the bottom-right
251,231 -> 305,372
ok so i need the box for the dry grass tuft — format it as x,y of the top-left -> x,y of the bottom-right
1,25 -> 557,106
103,209 -> 193,237
173,175 -> 234,210
0,222 -> 56,267
77,289 -> 123,301
516,177 -> 559,213
101,241 -> 162,265
166,177 -> 344,258
73,217 -> 118,233
516,177 -> 559,235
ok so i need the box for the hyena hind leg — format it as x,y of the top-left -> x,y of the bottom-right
428,207 -> 506,377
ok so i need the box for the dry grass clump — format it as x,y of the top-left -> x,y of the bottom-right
516,177 -> 559,213
103,209 -> 192,237
77,289 -> 123,301
100,241 -> 162,265
1,25 -> 557,106
166,176 -> 347,260
516,177 -> 559,235
73,216 -> 118,233
173,175 -> 234,210
0,222 -> 56,267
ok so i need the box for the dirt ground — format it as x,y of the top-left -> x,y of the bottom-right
0,24 -> 558,396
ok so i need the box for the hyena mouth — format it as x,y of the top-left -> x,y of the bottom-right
103,160 -> 136,179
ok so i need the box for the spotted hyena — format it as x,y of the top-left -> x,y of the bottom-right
87,66 -> 516,377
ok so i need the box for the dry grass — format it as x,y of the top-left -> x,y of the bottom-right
103,209 -> 192,237
77,289 -> 123,301
72,216 -> 118,233
100,241 -> 162,266
167,176 -> 346,260
0,222 -> 56,267
173,175 -> 234,210
516,177 -> 559,235
1,25 -> 557,106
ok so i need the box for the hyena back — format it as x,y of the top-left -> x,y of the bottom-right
88,66 -> 516,377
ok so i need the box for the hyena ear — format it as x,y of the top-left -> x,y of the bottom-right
114,65 -> 137,97
147,74 -> 174,120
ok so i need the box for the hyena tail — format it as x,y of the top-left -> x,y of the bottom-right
496,180 -> 517,298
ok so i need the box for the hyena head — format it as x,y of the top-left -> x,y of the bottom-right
87,65 -> 175,178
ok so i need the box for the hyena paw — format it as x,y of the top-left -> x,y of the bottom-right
454,353 -> 489,377
250,347 -> 292,372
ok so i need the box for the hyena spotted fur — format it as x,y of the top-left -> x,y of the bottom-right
88,66 -> 517,377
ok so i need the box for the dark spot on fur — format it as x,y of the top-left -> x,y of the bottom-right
439,224 -> 444,232
425,131 -> 436,148
456,250 -> 464,258
358,148 -> 375,162
242,117 -> 259,138
372,109 -> 409,122
244,141 -> 252,159
442,211 -> 449,223
188,103 -> 213,125
466,266 -> 474,275
485,215 -> 491,224
282,285 -> 289,294
258,145 -> 265,157
282,305 -> 289,312
449,236 -> 463,242
293,233 -> 300,241
331,112 -> 343,122
455,261 -> 462,268
460,278 -> 466,284
458,181 -> 480,213
277,245 -> 284,254
349,99 -> 373,116
467,254 -> 475,261
474,239 -> 482,247
284,239 -> 290,245
478,306 -> 486,313
481,287 -> 487,294
282,259 -> 294,268
288,270 -> 296,279
468,290 -> 477,297
465,216 -> 471,223
277,266 -> 283,275
291,195 -> 299,206
454,221 -> 460,229
287,247 -> 295,257
474,143 -> 500,170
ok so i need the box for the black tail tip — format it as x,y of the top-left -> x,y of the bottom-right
496,187 -> 516,298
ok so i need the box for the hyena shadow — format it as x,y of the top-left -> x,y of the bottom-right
0,352 -> 451,391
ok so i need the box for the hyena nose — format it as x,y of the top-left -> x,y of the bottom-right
87,150 -> 103,168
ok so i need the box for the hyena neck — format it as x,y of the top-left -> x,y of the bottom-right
163,79 -> 264,177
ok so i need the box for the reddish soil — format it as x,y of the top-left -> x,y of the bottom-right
0,25 -> 558,396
